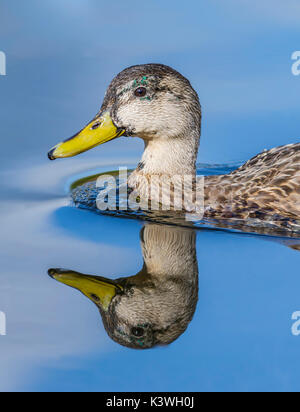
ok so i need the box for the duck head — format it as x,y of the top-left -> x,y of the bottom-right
48,64 -> 201,177
48,224 -> 198,349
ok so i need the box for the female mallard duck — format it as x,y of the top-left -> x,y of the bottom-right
48,64 -> 300,223
48,224 -> 198,349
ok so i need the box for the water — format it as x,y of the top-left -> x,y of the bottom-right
0,160 -> 300,392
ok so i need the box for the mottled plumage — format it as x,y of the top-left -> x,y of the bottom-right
205,143 -> 300,220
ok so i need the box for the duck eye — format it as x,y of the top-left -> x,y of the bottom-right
134,87 -> 147,97
90,293 -> 100,302
131,327 -> 144,337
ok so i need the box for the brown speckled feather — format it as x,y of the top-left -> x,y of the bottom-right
204,143 -> 300,219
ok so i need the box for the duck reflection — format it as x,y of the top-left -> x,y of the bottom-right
48,224 -> 198,349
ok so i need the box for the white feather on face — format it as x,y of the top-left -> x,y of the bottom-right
114,74 -> 201,142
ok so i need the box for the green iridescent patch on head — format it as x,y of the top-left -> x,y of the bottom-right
132,76 -> 148,88
140,96 -> 152,102
130,336 -> 145,347
141,76 -> 148,85
118,76 -> 153,100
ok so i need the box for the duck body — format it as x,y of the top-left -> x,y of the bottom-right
204,143 -> 300,220
48,63 -> 300,229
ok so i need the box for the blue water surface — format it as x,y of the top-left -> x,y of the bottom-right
0,0 -> 300,392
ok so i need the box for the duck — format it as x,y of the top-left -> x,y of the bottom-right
48,224 -> 198,349
48,63 -> 300,225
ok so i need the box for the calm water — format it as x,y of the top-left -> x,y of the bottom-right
0,159 -> 300,392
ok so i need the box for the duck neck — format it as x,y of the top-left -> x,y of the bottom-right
128,132 -> 199,190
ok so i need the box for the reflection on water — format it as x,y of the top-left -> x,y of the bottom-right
1,159 -> 300,391
49,224 -> 198,349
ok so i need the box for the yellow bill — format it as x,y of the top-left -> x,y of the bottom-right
48,111 -> 125,160
48,269 -> 123,311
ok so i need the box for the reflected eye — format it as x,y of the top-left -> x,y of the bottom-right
131,327 -> 144,337
90,293 -> 100,302
134,87 -> 147,97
